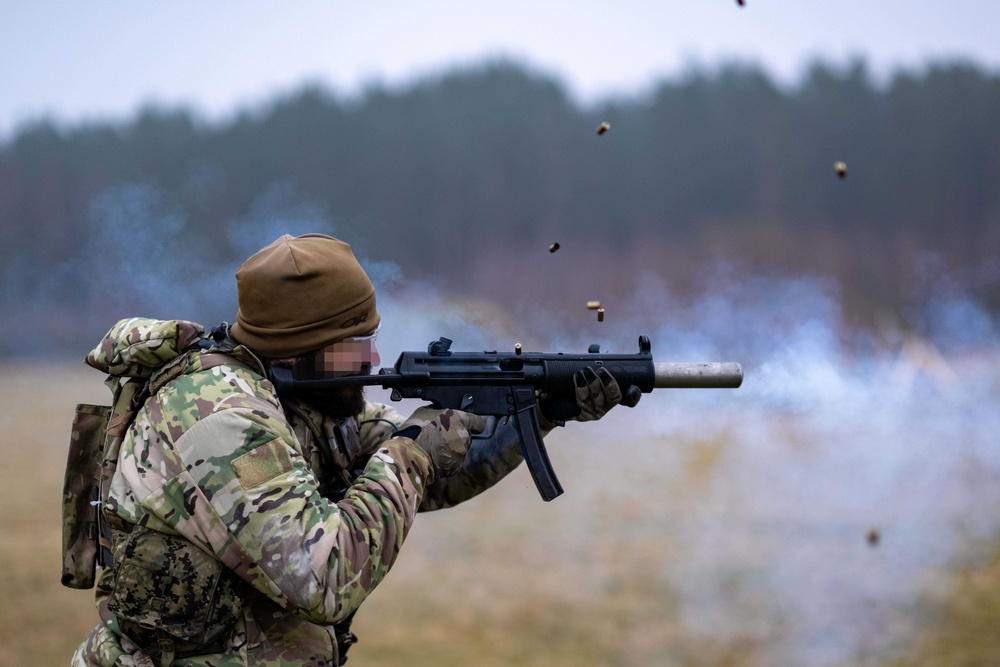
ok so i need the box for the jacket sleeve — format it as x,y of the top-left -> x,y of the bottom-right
418,415 -> 526,511
355,401 -> 526,510
125,394 -> 433,625
356,401 -> 406,457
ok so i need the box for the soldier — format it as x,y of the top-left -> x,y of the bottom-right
70,234 -> 627,666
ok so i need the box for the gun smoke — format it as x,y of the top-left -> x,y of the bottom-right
6,182 -> 1000,665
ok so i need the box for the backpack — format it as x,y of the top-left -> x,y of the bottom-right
60,318 -> 206,589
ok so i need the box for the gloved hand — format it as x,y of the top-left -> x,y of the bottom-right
573,366 -> 641,421
395,407 -> 487,477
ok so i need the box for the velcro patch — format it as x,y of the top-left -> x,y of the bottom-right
232,440 -> 294,488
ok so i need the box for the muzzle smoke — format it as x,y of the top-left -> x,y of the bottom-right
21,182 -> 1000,665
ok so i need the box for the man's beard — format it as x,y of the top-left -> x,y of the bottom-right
293,385 -> 366,420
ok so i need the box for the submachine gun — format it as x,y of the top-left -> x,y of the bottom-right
270,335 -> 743,501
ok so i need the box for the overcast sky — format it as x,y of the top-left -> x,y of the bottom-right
2,1 -> 999,137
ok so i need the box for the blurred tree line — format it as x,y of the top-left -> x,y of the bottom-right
1,59 -> 998,355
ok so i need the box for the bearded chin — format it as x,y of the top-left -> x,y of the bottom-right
294,385 -> 367,420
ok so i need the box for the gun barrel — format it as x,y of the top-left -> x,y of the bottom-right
653,362 -> 743,388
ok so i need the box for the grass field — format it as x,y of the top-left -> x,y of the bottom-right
0,364 -> 108,667
3,358 -> 1000,666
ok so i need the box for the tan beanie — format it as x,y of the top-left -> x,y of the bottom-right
231,234 -> 380,358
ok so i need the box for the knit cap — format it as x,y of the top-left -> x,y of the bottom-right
231,234 -> 380,357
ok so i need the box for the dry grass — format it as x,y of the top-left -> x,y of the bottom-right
347,422 -> 786,667
5,363 -> 1000,667
885,547 -> 1000,667
0,363 -> 109,666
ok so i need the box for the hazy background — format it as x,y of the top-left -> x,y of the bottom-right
2,2 -> 1000,666
4,0 -> 1000,135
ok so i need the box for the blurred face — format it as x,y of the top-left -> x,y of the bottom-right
290,325 -> 381,379
279,326 -> 380,419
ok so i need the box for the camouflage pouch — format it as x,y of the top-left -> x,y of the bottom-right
61,403 -> 111,589
108,524 -> 244,654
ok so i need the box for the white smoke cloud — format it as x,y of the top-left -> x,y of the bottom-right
45,180 -> 1000,665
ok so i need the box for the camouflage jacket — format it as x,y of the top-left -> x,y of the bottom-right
72,319 -> 434,667
283,397 -> 527,514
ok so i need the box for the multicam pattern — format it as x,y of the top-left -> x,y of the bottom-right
417,415 -> 527,511
85,318 -> 206,380
282,398 -> 405,501
286,401 -> 527,513
73,319 -> 433,667
397,407 -> 487,477
62,403 -> 111,589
